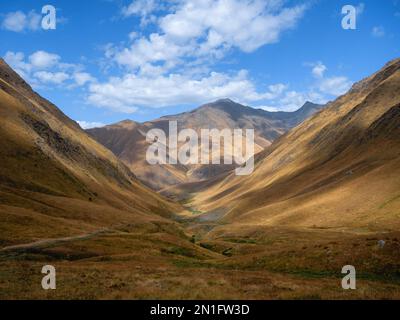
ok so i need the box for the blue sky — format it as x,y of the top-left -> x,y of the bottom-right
1,0 -> 399,128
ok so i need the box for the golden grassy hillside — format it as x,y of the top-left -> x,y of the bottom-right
1,58 -> 400,300
191,58 -> 400,232
0,58 -> 184,247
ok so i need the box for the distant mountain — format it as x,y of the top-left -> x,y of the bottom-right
88,99 -> 324,191
0,58 -> 182,246
161,99 -> 324,145
190,58 -> 400,232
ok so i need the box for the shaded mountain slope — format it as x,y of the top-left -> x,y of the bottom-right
190,58 -> 400,232
88,99 -> 324,190
0,58 -> 184,246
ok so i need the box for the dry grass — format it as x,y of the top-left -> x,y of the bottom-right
1,216 -> 400,299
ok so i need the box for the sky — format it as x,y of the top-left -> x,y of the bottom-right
1,0 -> 399,129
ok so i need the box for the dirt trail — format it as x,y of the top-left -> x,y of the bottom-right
0,227 -> 115,253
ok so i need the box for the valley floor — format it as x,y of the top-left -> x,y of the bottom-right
1,211 -> 400,299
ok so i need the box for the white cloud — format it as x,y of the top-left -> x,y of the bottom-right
259,90 -> 327,112
122,0 -> 159,17
122,0 -> 164,27
73,72 -> 95,86
29,51 -> 60,69
113,0 -> 306,72
3,51 -> 32,78
88,58 -> 354,114
77,121 -> 106,129
89,1 -> 309,113
34,71 -> 69,84
306,61 -> 352,97
1,10 -> 41,32
372,26 -> 385,37
257,62 -> 352,111
159,0 -> 306,53
311,62 -> 327,78
128,31 -> 139,40
318,76 -> 352,96
262,90 -> 327,112
268,83 -> 288,96
4,50 -> 95,88
87,70 -> 288,113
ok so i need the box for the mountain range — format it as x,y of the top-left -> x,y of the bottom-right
1,57 -> 400,299
87,99 -> 324,191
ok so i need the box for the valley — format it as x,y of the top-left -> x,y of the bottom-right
1,57 -> 400,300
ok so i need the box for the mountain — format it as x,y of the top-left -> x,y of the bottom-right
87,99 -> 324,191
0,58 -> 184,247
190,58 -> 400,232
2,57 -> 400,299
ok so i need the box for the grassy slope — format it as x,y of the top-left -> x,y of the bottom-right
1,59 -> 400,299
191,59 -> 400,231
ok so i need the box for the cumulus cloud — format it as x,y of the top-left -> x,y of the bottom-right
258,62 -> 352,111
122,0 -> 159,17
113,0 -> 306,72
34,71 -> 69,84
77,121 -> 106,129
29,51 -> 60,69
161,0 -> 305,51
3,50 -> 95,88
3,51 -> 32,79
87,69 -> 295,112
121,0 -> 169,27
1,10 -> 41,32
87,0 -> 308,113
73,72 -> 95,86
306,61 -> 353,97
88,58 -> 353,114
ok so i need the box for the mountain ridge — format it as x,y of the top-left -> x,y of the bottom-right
189,58 -> 400,231
88,99 -> 325,190
0,58 -> 184,247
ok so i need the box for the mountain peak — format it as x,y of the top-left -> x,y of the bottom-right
298,101 -> 324,111
215,98 -> 236,104
204,98 -> 243,108
110,119 -> 139,130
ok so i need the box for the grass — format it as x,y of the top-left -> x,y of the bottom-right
2,226 -> 400,299
223,238 -> 257,244
379,193 -> 400,209
1,195 -> 400,299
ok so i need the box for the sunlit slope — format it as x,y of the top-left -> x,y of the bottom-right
0,58 -> 183,246
88,99 -> 323,191
192,58 -> 400,231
